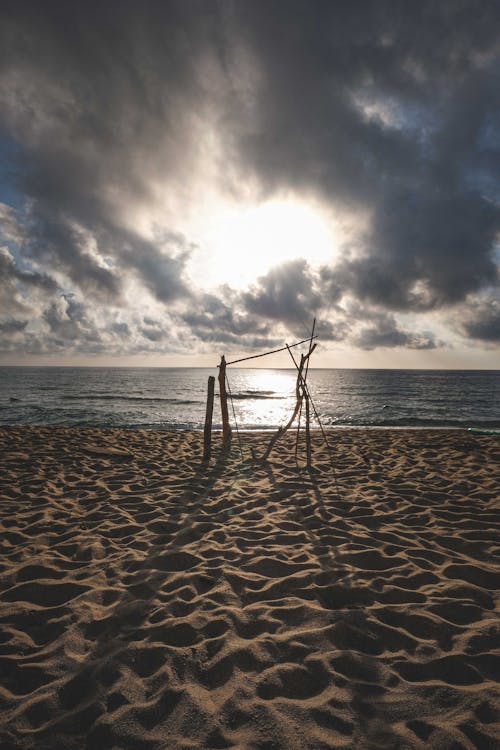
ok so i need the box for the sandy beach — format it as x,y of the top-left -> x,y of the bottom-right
0,426 -> 499,749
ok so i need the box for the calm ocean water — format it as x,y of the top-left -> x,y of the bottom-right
0,367 -> 499,430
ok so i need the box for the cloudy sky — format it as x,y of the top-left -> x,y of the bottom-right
1,0 -> 499,367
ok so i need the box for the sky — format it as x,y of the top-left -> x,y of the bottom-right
0,0 -> 499,368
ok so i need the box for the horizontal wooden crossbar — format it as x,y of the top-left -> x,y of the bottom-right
225,336 -> 318,366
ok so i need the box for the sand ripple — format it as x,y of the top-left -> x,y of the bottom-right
0,426 -> 499,749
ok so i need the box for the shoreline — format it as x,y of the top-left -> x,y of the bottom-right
1,426 -> 499,749
1,423 -> 496,432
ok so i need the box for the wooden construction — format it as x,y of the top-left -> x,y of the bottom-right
202,322 -> 325,467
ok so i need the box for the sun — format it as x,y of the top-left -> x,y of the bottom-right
188,198 -> 338,290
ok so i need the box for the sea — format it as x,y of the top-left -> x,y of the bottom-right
1,367 -> 499,430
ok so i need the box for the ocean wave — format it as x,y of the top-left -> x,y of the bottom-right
227,392 -> 285,400
61,395 -> 199,405
2,368 -> 498,430
325,416 -> 500,429
242,388 -> 276,396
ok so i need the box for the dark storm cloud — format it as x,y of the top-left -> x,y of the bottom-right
111,322 -> 130,337
354,321 -> 438,351
24,209 -> 121,297
241,259 -> 347,341
242,260 -> 321,329
0,319 -> 27,334
0,245 -> 59,349
117,230 -> 191,304
43,294 -> 102,345
328,186 -> 499,311
1,0 -> 210,304
0,244 -> 57,293
141,327 -> 165,342
1,0 -> 500,354
0,320 -> 38,354
345,302 -> 439,350
461,296 -> 500,342
227,0 -> 500,312
181,290 -> 278,347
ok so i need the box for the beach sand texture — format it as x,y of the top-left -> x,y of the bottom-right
0,427 -> 499,749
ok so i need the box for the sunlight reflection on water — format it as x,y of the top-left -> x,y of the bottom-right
1,367 -> 499,429
225,369 -> 295,429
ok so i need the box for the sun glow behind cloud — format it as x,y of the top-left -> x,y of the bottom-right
1,2 -> 500,367
186,198 -> 339,290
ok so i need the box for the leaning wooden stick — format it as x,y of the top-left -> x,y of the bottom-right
262,343 -> 316,461
287,343 -> 317,395
287,344 -> 336,461
295,319 -> 316,461
303,318 -> 316,385
303,319 -> 316,468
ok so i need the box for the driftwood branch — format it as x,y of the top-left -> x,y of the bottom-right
262,341 -> 316,462
226,336 -> 318,366
287,343 -> 316,396
287,340 -> 333,460
295,319 -> 316,463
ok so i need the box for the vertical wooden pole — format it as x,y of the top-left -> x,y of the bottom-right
294,354 -> 305,461
305,393 -> 312,468
203,375 -> 215,462
218,355 -> 232,446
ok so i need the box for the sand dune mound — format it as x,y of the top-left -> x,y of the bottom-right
0,426 -> 499,749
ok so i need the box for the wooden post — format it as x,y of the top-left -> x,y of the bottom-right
218,355 -> 232,446
203,375 -> 215,462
